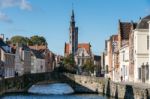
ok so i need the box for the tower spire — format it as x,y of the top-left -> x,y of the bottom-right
69,5 -> 78,56
71,3 -> 75,22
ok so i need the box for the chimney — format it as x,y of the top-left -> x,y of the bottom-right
0,34 -> 4,41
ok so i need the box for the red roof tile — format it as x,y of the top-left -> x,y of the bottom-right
64,43 -> 91,55
29,45 -> 46,50
119,22 -> 132,40
111,35 -> 118,41
78,43 -> 91,53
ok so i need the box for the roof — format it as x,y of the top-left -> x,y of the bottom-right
119,22 -> 132,40
78,43 -> 91,54
111,35 -> 118,41
136,15 -> 150,29
29,45 -> 46,50
31,49 -> 44,59
22,45 -> 30,51
0,39 -> 11,53
9,44 -> 30,53
119,21 -> 137,40
64,43 -> 91,55
0,39 -> 7,47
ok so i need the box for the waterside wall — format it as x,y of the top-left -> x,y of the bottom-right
0,72 -> 149,99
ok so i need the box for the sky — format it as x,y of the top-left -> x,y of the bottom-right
0,0 -> 150,55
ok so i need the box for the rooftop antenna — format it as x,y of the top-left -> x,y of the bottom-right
72,3 -> 74,10
71,3 -> 75,20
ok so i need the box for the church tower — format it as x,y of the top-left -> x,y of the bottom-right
69,9 -> 78,55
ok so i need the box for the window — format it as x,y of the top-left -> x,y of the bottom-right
146,64 -> 149,80
123,51 -> 125,61
78,58 -> 80,65
138,68 -> 141,79
147,36 -> 149,50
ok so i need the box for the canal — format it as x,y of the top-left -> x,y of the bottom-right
1,93 -> 114,99
1,83 -> 114,99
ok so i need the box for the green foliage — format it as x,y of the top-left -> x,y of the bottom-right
82,59 -> 95,73
10,35 -> 46,45
30,35 -> 46,45
63,54 -> 75,66
10,36 -> 29,45
62,54 -> 76,73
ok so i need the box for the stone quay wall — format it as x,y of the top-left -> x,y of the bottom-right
0,72 -> 150,99
64,73 -> 150,99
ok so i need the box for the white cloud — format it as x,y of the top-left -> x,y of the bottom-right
0,0 -> 32,23
0,0 -> 32,11
0,12 -> 12,23
20,0 -> 32,10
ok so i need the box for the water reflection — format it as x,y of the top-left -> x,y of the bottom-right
1,93 -> 114,99
28,83 -> 74,95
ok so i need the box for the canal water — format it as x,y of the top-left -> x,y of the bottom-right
1,83 -> 114,99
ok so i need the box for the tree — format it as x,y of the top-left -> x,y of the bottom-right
63,54 -> 75,66
82,59 -> 95,74
30,35 -> 46,45
10,36 -> 29,45
62,54 -> 76,73
10,35 -> 47,46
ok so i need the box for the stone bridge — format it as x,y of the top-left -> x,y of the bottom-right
0,72 -> 150,99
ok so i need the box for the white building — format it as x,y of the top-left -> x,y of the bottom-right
0,39 -> 15,78
104,39 -> 112,79
111,35 -> 119,82
15,45 -> 31,75
15,47 -> 23,75
119,45 -> 129,81
134,15 -> 149,83
75,47 -> 91,67
31,49 -> 45,73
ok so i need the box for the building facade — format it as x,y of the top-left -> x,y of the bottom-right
104,15 -> 150,84
105,39 -> 112,79
134,16 -> 149,83
14,45 -> 31,75
31,49 -> 45,73
0,39 -> 15,78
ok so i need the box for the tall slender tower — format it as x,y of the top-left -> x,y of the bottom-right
69,9 -> 78,55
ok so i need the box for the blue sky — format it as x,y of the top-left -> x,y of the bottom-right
0,0 -> 150,55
